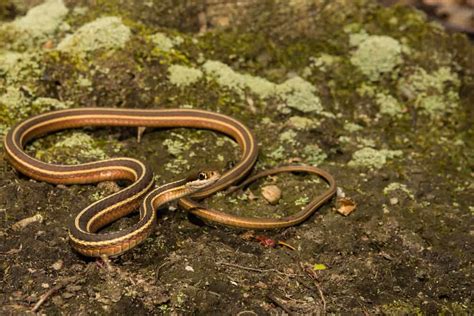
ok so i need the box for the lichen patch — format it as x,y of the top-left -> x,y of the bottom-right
350,32 -> 403,81
57,17 -> 131,53
168,65 -> 203,87
348,147 -> 403,169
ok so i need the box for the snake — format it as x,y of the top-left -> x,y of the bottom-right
4,107 -> 336,257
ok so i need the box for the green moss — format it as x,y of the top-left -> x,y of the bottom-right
350,32 -> 403,81
33,132 -> 108,164
381,300 -> 423,315
348,147 -> 403,169
168,64 -> 203,87
439,302 -> 471,315
57,16 -> 131,53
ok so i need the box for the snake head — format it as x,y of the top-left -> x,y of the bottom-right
185,170 -> 220,191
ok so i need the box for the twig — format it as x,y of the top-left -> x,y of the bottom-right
100,255 -> 114,272
0,244 -> 22,255
11,214 -> 43,231
156,257 -> 180,279
216,261 -> 297,277
300,262 -> 327,313
267,294 -> 293,315
31,276 -> 77,312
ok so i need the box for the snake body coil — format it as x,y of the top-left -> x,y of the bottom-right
4,107 -> 336,257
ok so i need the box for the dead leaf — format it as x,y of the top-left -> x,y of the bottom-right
336,197 -> 357,216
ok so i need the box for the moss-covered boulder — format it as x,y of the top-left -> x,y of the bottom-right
0,0 -> 472,314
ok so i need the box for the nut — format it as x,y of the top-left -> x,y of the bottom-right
261,185 -> 282,205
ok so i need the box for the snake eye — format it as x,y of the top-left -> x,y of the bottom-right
198,172 -> 207,180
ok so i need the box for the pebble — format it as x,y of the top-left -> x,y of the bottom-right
51,259 -> 63,271
261,185 -> 281,205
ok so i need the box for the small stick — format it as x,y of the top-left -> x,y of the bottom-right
216,261 -> 297,277
12,214 -> 43,231
100,255 -> 114,272
300,262 -> 327,312
267,294 -> 293,315
31,277 -> 77,312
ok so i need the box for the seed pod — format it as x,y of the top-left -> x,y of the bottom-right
261,185 -> 282,205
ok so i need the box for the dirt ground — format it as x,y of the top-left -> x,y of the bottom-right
0,0 -> 472,314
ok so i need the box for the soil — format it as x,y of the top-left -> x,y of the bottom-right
0,0 -> 472,314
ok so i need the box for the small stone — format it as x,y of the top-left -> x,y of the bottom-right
66,285 -> 82,292
51,259 -> 63,271
185,265 -> 194,272
62,292 -> 74,299
52,295 -> 64,306
389,197 -> 398,205
261,185 -> 282,205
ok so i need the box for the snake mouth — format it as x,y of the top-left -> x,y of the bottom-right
185,170 -> 221,191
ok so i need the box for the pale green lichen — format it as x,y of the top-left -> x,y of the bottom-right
357,137 -> 376,148
356,82 -> 377,97
348,147 -> 403,169
2,0 -> 68,47
165,158 -> 190,174
383,182 -> 415,199
149,32 -> 183,52
287,116 -> 317,130
294,196 -> 310,206
202,60 -> 275,98
309,54 -> 341,72
163,138 -> 189,156
76,76 -> 92,88
375,92 -> 405,117
31,97 -> 71,112
279,130 -> 298,145
268,145 -> 286,162
33,132 -> 108,164
168,65 -> 203,87
0,90 -> 72,126
343,122 -> 363,132
398,66 -> 460,117
275,76 -> 323,113
303,144 -> 327,165
0,52 -> 43,85
0,87 -> 31,124
350,32 -> 403,81
57,17 -> 131,53
202,60 -> 326,114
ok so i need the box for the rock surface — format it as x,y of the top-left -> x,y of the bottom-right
0,0 -> 472,314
